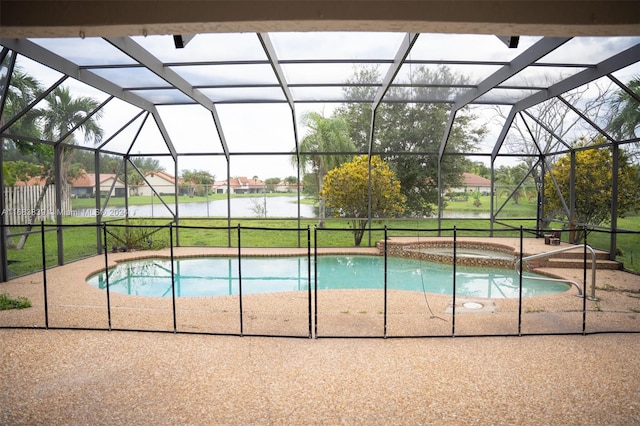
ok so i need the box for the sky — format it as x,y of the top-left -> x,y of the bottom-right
6,32 -> 640,180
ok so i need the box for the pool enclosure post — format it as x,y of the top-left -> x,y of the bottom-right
53,144 -> 64,267
313,226 -> 318,338
237,224 -> 243,336
383,226 -> 388,338
169,223 -> 177,333
0,145 -> 6,283
94,152 -> 103,255
307,226 -> 312,338
490,161 -> 496,237
0,50 -> 13,284
40,222 -> 49,329
102,224 -> 112,330
451,226 -> 456,336
610,143 -> 619,261
173,159 -> 180,247
517,227 -> 524,336
582,228 -> 588,335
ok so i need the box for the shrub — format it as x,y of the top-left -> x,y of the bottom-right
106,219 -> 170,251
0,293 -> 32,310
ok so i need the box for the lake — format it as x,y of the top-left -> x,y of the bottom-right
74,196 -> 491,219
75,196 -> 316,218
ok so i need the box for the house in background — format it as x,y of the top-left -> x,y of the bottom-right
15,171 -> 126,198
69,172 -> 125,198
461,172 -> 491,194
211,180 -> 227,194
136,170 -> 181,196
14,176 -> 47,187
450,173 -> 492,194
211,177 -> 267,194
274,180 -> 302,193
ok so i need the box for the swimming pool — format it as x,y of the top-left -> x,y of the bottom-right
87,255 -> 571,299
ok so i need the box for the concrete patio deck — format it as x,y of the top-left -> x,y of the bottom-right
1,236 -> 639,424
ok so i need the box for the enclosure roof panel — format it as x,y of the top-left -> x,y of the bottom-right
1,31 -> 639,157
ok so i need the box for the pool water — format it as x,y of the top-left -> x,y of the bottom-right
87,255 -> 570,299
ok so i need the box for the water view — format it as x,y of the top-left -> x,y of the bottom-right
74,196 -> 491,219
74,196 -> 316,218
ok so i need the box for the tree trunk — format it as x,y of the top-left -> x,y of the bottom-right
353,219 -> 368,246
16,146 -> 72,250
15,177 -> 52,250
59,146 -> 73,208
317,171 -> 326,228
318,197 -> 326,228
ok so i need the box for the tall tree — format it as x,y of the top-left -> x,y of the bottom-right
336,65 -> 486,216
38,86 -> 103,199
493,78 -> 610,190
2,161 -> 41,187
180,169 -> 214,197
15,86 -> 103,249
607,76 -> 640,140
294,111 -> 356,227
264,177 -> 280,192
467,160 -> 491,179
1,67 -> 45,249
1,68 -> 47,186
494,163 -> 534,205
544,137 -> 639,243
127,156 -> 163,188
322,155 -> 405,246
607,76 -> 640,161
0,67 -> 43,142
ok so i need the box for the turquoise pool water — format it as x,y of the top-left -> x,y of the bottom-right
87,255 -> 571,299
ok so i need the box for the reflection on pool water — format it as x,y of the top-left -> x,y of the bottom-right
87,255 -> 570,299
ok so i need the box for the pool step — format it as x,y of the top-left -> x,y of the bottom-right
542,249 -> 610,260
528,249 -> 622,270
545,258 -> 621,270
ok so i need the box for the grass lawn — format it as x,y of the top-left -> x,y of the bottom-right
586,216 -> 640,271
443,194 -> 538,217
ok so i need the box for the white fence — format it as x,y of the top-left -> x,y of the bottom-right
2,185 -> 71,225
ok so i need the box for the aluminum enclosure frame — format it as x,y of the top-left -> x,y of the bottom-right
0,4 -> 639,280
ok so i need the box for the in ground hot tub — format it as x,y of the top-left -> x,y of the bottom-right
383,240 -> 517,268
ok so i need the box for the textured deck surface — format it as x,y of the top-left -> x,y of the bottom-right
1,238 -> 639,424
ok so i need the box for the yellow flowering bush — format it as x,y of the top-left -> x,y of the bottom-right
322,155 -> 405,245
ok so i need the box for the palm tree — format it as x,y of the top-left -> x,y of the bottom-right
294,112 -> 356,227
0,68 -> 43,140
15,86 -> 103,249
494,164 -> 534,206
38,86 -> 103,197
1,68 -> 45,170
1,67 -> 44,248
607,76 -> 640,141
45,86 -> 103,199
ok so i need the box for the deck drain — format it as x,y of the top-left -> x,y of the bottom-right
445,299 -> 496,314
463,302 -> 483,310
